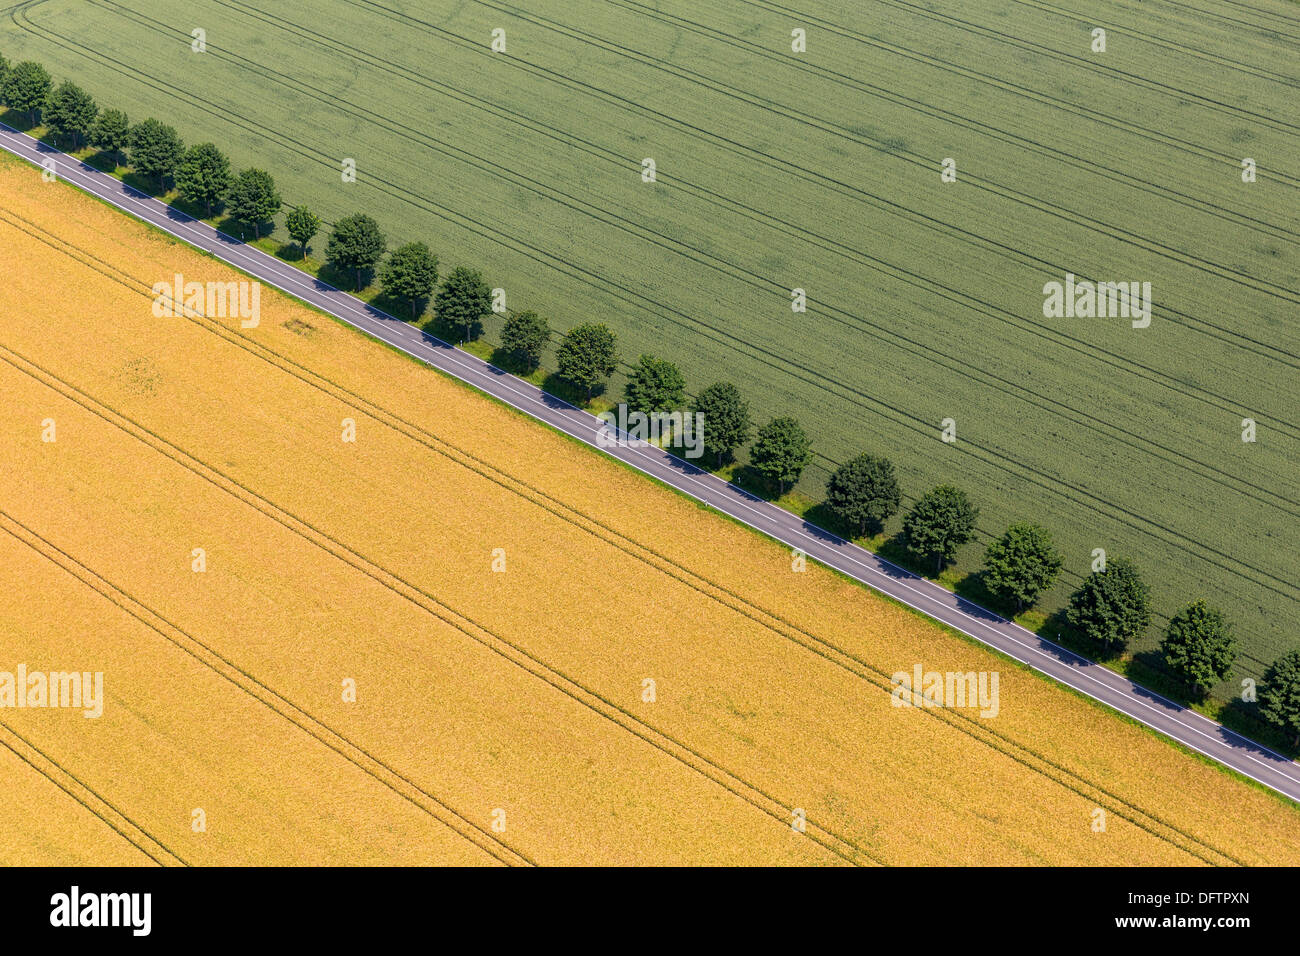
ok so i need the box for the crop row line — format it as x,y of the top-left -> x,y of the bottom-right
208,0 -> 1300,382
877,0 -> 1299,90
737,0 -> 1300,152
0,339 -> 877,867
0,709 -> 182,865
361,0 -> 1300,312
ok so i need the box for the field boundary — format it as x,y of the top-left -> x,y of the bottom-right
0,204 -> 1256,862
2,124 -> 1297,807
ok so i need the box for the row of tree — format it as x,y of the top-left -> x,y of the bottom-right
818,452 -> 1251,700
823,448 -> 1300,737
0,59 -> 286,226
0,58 -> 498,330
530,326 -> 1300,739
9,54 -> 1298,745
0,59 -> 629,403
495,327 -> 1251,715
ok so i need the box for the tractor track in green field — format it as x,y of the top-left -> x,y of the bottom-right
135,0 -> 1300,470
1205,0 -> 1300,29
15,0 -> 1300,616
384,0 -> 1300,366
880,0 -> 1300,90
1011,0 -> 1300,67
354,0 -> 1300,313
596,0 -> 1300,247
86,0 -> 1300,441
739,0 -> 1300,143
478,0 -> 1300,379
1155,0 -> 1300,35
90,0 -> 1300,372
591,0 -> 1300,307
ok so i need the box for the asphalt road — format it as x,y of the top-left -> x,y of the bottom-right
4,122 -> 1297,805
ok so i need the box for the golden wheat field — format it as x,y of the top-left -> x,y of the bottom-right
0,155 -> 1295,866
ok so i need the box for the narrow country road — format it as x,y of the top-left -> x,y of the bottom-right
4,122 -> 1297,805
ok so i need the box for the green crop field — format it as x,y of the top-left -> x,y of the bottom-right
2,0 -> 1297,702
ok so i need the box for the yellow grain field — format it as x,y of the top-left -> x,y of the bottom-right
0,154 -> 1295,865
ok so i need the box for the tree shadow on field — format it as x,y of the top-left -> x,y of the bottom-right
210,212 -> 275,245
662,433 -> 714,472
804,504 -> 914,552
420,315 -> 468,347
167,194 -> 222,223
369,289 -> 429,322
81,148 -> 123,174
1123,645 -> 1300,758
1130,645 -> 1241,716
727,464 -> 780,501
121,169 -> 170,198
1132,647 -> 1178,686
315,259 -> 375,294
1218,696 -> 1296,757
434,312 -> 484,344
0,108 -> 37,131
211,213 -> 244,237
540,371 -> 601,409
274,241 -> 312,262
872,531 -> 933,578
1036,606 -> 1109,662
486,346 -> 538,377
953,570 -> 1015,618
801,500 -> 851,538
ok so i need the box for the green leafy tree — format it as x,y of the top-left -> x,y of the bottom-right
227,167 -> 281,239
1065,557 -> 1151,653
982,522 -> 1063,612
90,108 -> 130,166
3,61 -> 52,126
43,80 -> 96,149
499,310 -> 549,370
0,54 -> 9,98
434,266 -> 493,342
127,118 -> 184,190
174,142 -> 232,217
1260,650 -> 1300,747
381,241 -> 438,318
1160,600 -> 1236,698
903,485 -> 979,574
625,354 -> 685,418
284,206 -> 320,260
692,382 -> 751,468
325,213 -> 386,290
825,453 -> 901,537
555,323 -> 618,400
750,417 -> 812,496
